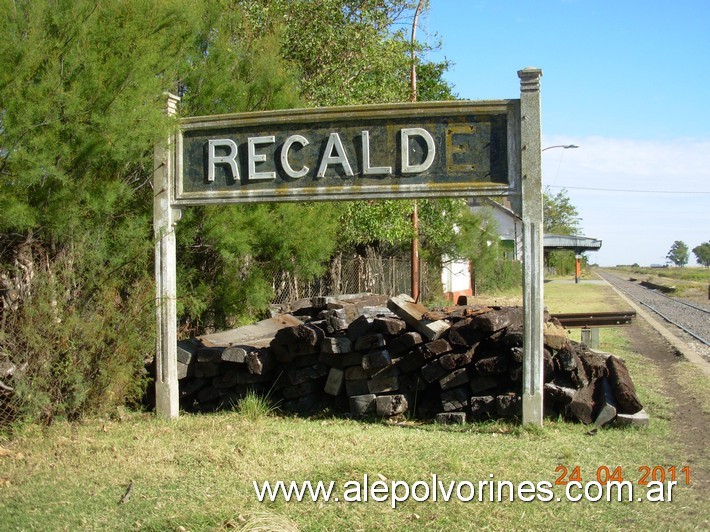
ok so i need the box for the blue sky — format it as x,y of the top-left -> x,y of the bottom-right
423,0 -> 709,266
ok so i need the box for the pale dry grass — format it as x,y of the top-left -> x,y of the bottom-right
544,281 -> 631,314
1,281 -> 708,530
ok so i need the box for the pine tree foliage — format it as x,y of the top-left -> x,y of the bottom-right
0,0 -> 201,423
0,0 -> 476,424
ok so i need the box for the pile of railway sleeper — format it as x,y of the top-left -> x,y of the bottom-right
169,294 -> 644,425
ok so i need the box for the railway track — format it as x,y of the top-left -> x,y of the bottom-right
596,270 -> 710,360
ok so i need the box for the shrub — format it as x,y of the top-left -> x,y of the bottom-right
477,260 -> 523,294
2,253 -> 154,427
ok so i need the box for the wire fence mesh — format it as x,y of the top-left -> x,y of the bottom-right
268,255 -> 430,305
0,361 -> 20,432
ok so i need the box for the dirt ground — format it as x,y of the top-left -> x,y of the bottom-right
624,318 -> 709,500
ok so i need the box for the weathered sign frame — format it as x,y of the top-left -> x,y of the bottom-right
176,101 -> 518,204
153,68 -> 544,424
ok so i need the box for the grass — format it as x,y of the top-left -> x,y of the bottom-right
607,266 -> 710,300
672,361 -> 710,415
614,266 -> 710,283
236,390 -> 279,421
544,281 -> 632,314
544,279 -> 633,345
0,407 -> 702,530
0,281 -> 708,530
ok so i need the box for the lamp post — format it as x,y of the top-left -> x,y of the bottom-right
542,143 -> 581,282
542,144 -> 578,152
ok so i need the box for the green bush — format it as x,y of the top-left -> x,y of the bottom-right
3,255 -> 154,426
477,259 -> 523,294
545,250 -> 577,277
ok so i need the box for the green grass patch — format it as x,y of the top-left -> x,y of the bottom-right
544,281 -> 631,314
235,390 -> 279,421
0,408 -> 702,530
615,266 -> 710,283
608,266 -> 710,300
671,361 -> 710,415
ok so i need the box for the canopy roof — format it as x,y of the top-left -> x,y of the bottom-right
543,234 -> 602,252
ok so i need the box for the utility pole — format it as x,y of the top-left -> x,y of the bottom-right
410,0 -> 425,301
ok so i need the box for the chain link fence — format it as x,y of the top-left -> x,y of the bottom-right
0,356 -> 20,431
268,256 -> 431,306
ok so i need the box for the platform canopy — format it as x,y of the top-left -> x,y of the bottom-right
543,234 -> 602,253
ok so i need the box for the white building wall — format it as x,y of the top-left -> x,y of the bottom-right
441,255 -> 472,294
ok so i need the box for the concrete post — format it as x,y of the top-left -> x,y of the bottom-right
154,93 -> 181,419
518,68 -> 544,426
581,328 -> 600,349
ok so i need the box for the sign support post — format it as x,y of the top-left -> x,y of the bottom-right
154,93 -> 181,419
153,70 -> 545,423
518,68 -> 545,426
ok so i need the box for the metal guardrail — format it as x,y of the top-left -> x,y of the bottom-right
551,311 -> 636,328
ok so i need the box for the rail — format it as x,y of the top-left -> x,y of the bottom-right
639,302 -> 710,347
551,311 -> 636,328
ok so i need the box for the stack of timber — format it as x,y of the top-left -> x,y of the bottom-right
169,294 -> 645,426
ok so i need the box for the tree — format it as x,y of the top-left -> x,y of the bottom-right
254,1 -> 459,267
0,0 -> 207,422
447,206 -> 502,293
175,0 -> 457,326
543,189 -> 582,276
173,4 -> 340,331
242,0 -> 414,106
692,242 -> 710,267
0,0 -> 463,423
0,1 -> 340,421
543,188 -> 581,235
666,240 -> 689,267
413,60 -> 458,101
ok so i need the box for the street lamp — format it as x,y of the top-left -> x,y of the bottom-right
542,144 -> 579,152
542,143 -> 581,282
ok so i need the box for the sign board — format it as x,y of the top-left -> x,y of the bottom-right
175,101 -> 520,205
154,68 -> 545,425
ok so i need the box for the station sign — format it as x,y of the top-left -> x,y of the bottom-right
156,69 -> 545,425
175,101 -> 521,205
